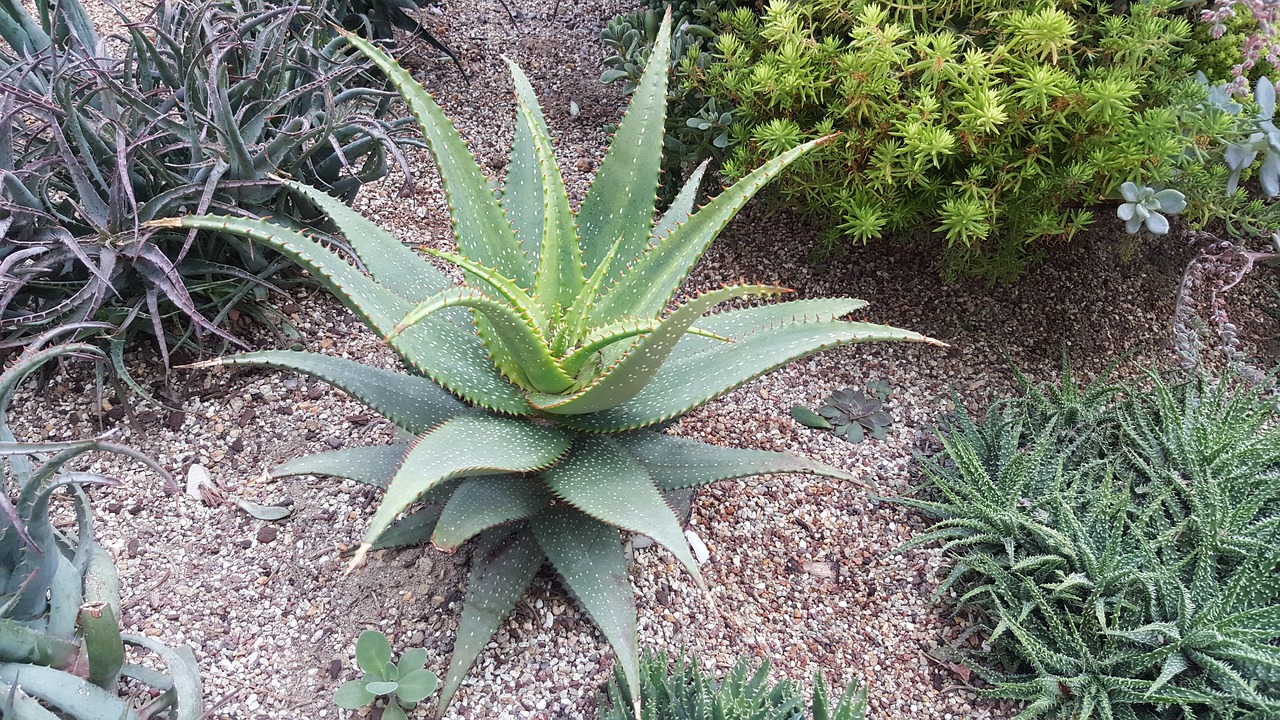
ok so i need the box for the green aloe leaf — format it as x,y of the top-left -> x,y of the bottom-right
359,415 -> 571,561
531,285 -> 785,414
431,475 -> 554,551
617,430 -> 853,489
280,178 -> 452,303
591,135 -> 838,326
373,504 -> 447,550
0,680 -> 63,720
439,527 -> 544,713
501,73 -> 545,264
154,216 -> 528,415
0,619 -> 78,667
342,33 -> 533,290
541,436 -> 703,586
531,508 -> 638,699
194,351 -> 466,434
564,303 -> 936,431
272,444 -> 411,489
652,159 -> 710,243
577,9 -> 672,273
507,59 -> 584,320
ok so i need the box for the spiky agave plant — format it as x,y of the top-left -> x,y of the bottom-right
156,10 -> 938,713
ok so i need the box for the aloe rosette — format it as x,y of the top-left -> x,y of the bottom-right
156,11 -> 938,714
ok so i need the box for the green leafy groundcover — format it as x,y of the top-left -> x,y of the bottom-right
903,369 -> 1280,719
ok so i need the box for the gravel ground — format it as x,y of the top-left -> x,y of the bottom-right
11,0 -> 1280,718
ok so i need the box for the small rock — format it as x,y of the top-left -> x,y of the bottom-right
328,659 -> 342,679
256,526 -> 279,544
325,436 -> 344,449
166,411 -> 185,430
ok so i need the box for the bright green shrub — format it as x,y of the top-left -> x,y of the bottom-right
675,0 -> 1213,280
903,369 -> 1280,718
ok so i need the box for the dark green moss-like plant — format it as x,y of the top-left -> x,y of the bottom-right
597,651 -> 868,720
903,371 -> 1280,718
0,340 -> 203,719
161,11 -> 937,714
658,0 -> 1225,281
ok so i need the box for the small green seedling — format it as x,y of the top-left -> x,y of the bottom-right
334,631 -> 438,719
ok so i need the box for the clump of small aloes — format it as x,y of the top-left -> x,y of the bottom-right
157,10 -> 940,716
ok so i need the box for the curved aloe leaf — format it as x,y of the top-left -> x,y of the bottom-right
192,351 -> 466,434
357,415 -> 571,563
501,75 -> 545,264
531,509 -> 638,702
617,430 -> 855,489
153,215 -> 528,414
279,178 -> 453,304
531,285 -> 785,414
507,60 -> 583,318
539,435 -> 703,587
577,9 -> 672,272
342,32 -> 532,290
0,680 -> 63,720
0,664 -> 139,720
438,527 -> 543,713
591,134 -> 838,326
431,475 -> 553,551
563,310 -> 938,431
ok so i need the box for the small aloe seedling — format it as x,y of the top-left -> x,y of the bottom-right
791,383 -> 894,443
1226,76 -> 1280,197
1116,182 -> 1186,235
160,9 -> 938,715
335,631 -> 438,719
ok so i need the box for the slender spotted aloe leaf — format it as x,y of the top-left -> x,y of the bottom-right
653,159 -> 710,242
540,435 -> 703,587
508,59 -> 583,320
342,32 -> 533,291
153,215 -> 529,415
357,415 -> 571,562
501,79 -> 544,265
432,475 -> 553,551
591,135 -> 838,326
531,508 -> 638,699
271,444 -> 411,489
554,232 -> 623,357
577,9 -> 673,273
279,178 -> 452,303
562,302 -> 938,431
530,285 -> 785,414
388,287 -> 574,394
439,527 -> 544,713
617,430 -> 855,489
189,350 -> 465,434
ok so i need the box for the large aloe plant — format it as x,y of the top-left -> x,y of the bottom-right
0,338 -> 203,719
158,11 -> 937,714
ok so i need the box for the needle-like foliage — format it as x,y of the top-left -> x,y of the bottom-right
904,370 -> 1280,719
